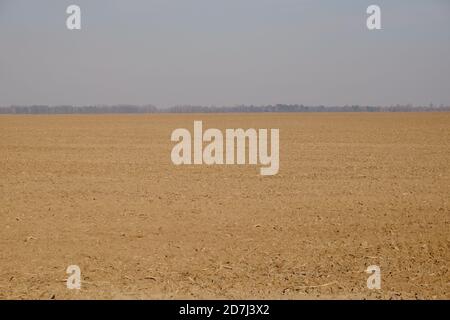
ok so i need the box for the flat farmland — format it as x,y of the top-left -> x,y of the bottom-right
0,113 -> 449,299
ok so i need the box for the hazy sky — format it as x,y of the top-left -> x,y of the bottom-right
1,0 -> 449,107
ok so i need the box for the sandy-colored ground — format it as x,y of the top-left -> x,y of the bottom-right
0,113 -> 449,299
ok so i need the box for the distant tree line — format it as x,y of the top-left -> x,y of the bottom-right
0,104 -> 449,114
166,104 -> 450,113
0,105 -> 157,114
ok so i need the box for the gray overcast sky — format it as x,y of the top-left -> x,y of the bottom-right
1,0 -> 450,108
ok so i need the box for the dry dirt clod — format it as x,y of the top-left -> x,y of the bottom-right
24,236 -> 36,242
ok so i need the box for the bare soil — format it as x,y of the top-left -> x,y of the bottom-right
0,113 -> 449,299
